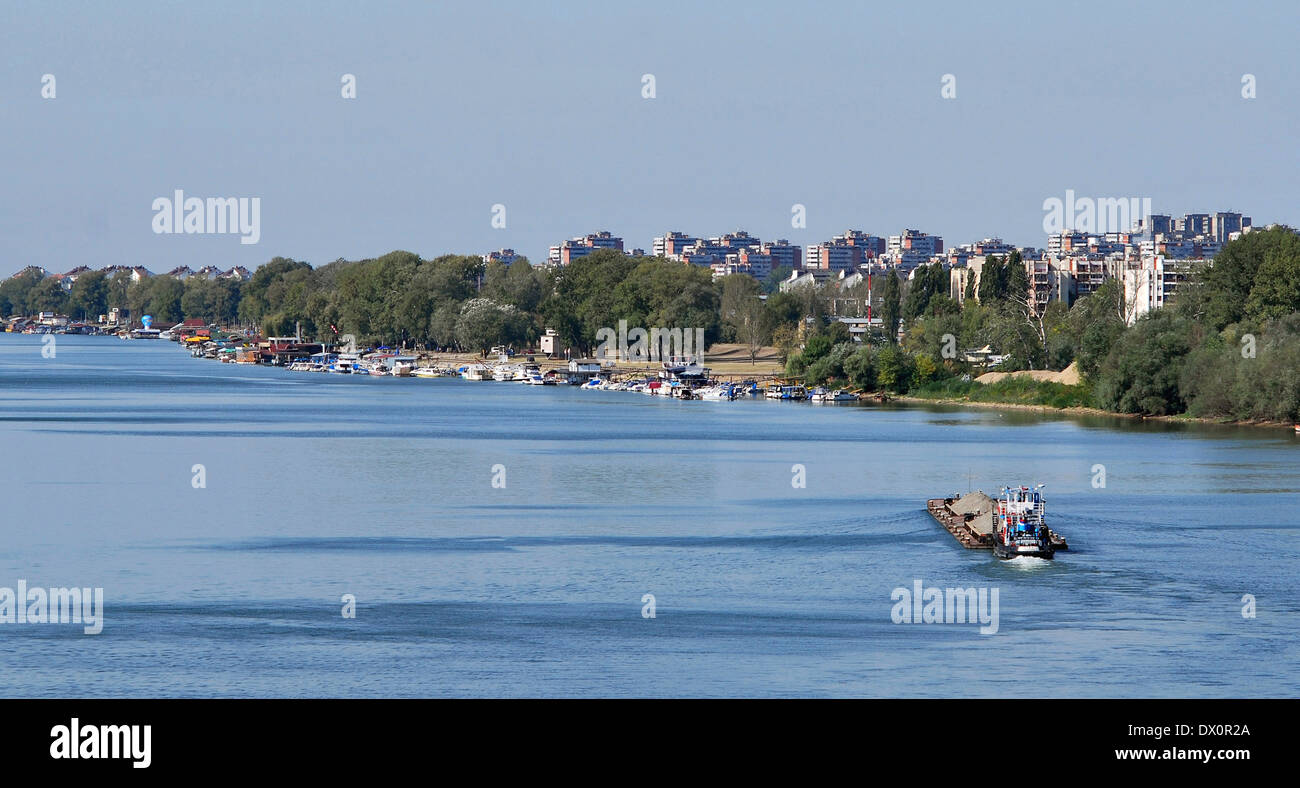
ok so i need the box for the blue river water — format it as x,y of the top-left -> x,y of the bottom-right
0,334 -> 1296,697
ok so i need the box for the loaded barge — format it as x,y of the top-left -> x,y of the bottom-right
927,487 -> 1068,558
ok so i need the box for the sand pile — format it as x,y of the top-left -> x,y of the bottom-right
976,361 -> 1080,385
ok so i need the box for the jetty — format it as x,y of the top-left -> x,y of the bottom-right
927,491 -> 1068,551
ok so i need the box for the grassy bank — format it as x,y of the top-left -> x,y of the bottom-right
908,376 -> 1095,409
902,376 -> 1296,430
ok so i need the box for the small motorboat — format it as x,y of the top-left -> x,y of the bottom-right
810,388 -> 859,403
699,383 -> 738,401
766,384 -> 807,401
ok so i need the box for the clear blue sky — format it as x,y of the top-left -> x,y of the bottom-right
2,0 -> 1296,278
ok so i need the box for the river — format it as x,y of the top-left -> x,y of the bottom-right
1,334 -> 1296,697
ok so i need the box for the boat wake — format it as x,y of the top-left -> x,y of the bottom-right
1003,556 -> 1054,570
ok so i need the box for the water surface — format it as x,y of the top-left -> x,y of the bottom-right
1,334 -> 1296,697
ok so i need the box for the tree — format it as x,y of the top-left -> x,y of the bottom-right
0,269 -> 44,316
771,323 -> 799,362
495,258 -> 546,313
880,271 -> 902,343
764,292 -> 802,327
182,277 -> 242,326
1178,315 -> 1300,422
1004,250 -> 1028,302
1062,279 -> 1127,379
902,262 -> 945,321
27,276 -> 69,314
875,344 -> 914,392
926,295 -> 961,317
1092,310 -> 1196,415
105,272 -> 132,315
719,274 -> 761,341
763,265 -> 793,294
826,320 -> 851,345
977,255 -> 1006,303
801,333 -> 833,364
454,298 -> 530,353
903,308 -> 963,364
1180,226 -> 1300,329
805,342 -> 855,385
237,257 -> 312,328
913,353 -> 942,385
1244,244 -> 1300,323
843,345 -> 877,390
144,276 -> 185,324
429,303 -> 461,350
738,300 -> 773,364
68,270 -> 109,320
1005,279 -> 1048,369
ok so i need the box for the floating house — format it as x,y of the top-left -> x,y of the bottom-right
567,358 -> 602,383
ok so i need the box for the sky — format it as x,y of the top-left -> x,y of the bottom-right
1,0 -> 1297,278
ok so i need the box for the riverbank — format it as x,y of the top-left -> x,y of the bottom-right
895,392 -> 1297,432
36,332 -> 1298,431
408,343 -> 784,378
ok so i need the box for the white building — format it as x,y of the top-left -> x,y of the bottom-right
1121,257 -> 1205,325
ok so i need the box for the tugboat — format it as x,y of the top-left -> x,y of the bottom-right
993,484 -> 1055,559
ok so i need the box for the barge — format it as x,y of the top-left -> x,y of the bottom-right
927,489 -> 1068,555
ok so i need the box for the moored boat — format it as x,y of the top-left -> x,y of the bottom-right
390,356 -> 417,377
766,384 -> 807,401
699,383 -> 739,401
462,363 -> 492,381
810,388 -> 859,403
331,353 -> 361,373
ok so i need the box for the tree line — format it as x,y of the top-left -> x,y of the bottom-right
782,227 -> 1300,423
6,227 -> 1296,421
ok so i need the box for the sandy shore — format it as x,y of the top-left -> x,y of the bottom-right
412,342 -> 785,378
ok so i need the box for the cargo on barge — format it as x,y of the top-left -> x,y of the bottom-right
926,490 -> 1068,554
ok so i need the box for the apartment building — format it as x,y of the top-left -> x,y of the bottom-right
547,231 -> 624,266
1122,257 -> 1205,325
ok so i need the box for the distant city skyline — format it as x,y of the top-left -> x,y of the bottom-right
3,0 -> 1297,279
17,206 -> 1264,282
